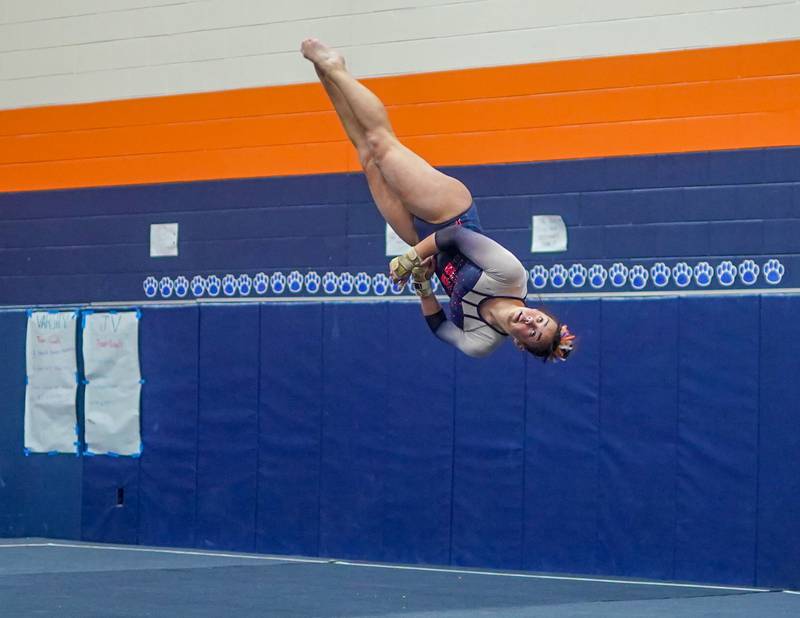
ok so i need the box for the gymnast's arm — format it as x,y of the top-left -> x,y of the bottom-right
413,225 -> 524,284
418,294 -> 492,358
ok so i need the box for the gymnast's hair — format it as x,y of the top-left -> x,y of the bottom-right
523,311 -> 576,363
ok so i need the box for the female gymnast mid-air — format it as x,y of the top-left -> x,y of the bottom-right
302,38 -> 575,361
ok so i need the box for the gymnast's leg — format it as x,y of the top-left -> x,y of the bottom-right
302,38 -> 472,226
313,58 -> 419,246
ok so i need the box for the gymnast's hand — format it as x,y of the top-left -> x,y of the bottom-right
410,257 -> 435,297
389,247 -> 423,283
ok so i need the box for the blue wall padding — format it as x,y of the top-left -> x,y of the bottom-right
524,300 -> 601,575
26,455 -> 83,540
450,344 -> 526,570
7,295 -> 800,590
0,311 -> 26,536
674,297 -> 760,585
138,306 -> 199,548
0,449 -> 26,536
382,303 -> 454,566
195,304 -> 259,551
0,310 -> 83,540
318,303 -> 390,560
81,456 -> 139,543
596,299 -> 678,580
757,296 -> 800,590
256,303 -> 323,557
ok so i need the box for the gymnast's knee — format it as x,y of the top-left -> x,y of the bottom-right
365,127 -> 395,163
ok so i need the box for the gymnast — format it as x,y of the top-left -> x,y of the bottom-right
302,39 -> 574,361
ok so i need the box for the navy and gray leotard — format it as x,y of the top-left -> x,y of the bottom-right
412,205 -> 529,358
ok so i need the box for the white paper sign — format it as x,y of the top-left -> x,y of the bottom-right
150,222 -> 178,257
385,224 -> 412,256
82,311 -> 142,456
531,215 -> 567,253
24,311 -> 79,454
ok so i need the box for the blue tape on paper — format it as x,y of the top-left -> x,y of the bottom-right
81,309 -> 94,328
139,378 -> 146,385
84,450 -> 96,457
47,310 -> 60,315
26,309 -> 33,317
135,309 -> 142,319
109,310 -> 117,315
48,450 -> 58,456
24,375 -> 28,385
24,447 -> 31,456
107,452 -> 120,458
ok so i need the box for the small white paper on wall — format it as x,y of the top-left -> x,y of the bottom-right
82,311 -> 142,456
385,223 -> 412,256
24,311 -> 79,454
531,215 -> 568,253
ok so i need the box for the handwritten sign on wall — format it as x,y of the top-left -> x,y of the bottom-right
24,311 -> 79,454
82,311 -> 142,456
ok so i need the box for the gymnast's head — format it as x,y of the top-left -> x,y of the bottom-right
508,307 -> 575,362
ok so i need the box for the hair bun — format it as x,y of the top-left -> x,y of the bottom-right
551,324 -> 576,362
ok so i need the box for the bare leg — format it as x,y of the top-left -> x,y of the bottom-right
302,38 -> 472,225
315,63 -> 419,245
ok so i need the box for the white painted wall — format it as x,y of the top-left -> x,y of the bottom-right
1,0 -> 799,109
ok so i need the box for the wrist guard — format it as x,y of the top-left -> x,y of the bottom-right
389,247 -> 422,282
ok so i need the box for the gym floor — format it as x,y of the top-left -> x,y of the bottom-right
2,538 -> 799,617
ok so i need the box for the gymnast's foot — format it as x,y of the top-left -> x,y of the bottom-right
301,38 -> 345,74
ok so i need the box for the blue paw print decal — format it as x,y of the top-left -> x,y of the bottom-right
568,264 -> 587,288
738,260 -> 759,286
372,273 -> 390,295
609,263 -> 628,288
322,272 -> 338,294
191,275 -> 206,297
339,272 -> 354,295
271,272 -> 286,294
206,275 -> 221,296
650,263 -> 670,288
174,276 -> 189,298
588,265 -> 607,289
763,259 -> 784,285
143,276 -> 158,298
549,264 -> 568,288
253,272 -> 269,294
222,274 -> 237,296
287,271 -> 303,293
693,262 -> 713,287
716,261 -> 736,287
629,265 -> 648,290
355,272 -> 371,295
159,277 -> 174,298
529,265 -> 548,289
672,263 -> 692,288
305,271 -> 321,294
237,274 -> 252,295
389,278 -> 405,294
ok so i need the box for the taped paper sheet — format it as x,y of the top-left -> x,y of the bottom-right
82,311 -> 142,456
531,215 -> 567,253
24,311 -> 79,454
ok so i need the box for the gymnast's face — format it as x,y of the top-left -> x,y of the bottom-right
509,307 -> 558,354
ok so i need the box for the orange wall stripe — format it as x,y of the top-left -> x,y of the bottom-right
1,39 -> 799,192
1,75 -> 798,166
